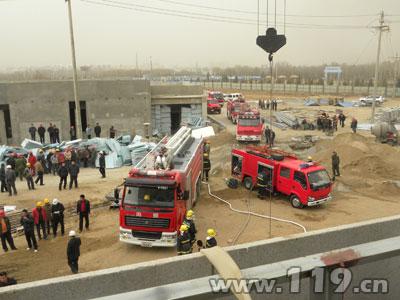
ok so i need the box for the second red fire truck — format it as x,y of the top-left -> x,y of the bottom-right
236,106 -> 263,142
231,145 -> 332,208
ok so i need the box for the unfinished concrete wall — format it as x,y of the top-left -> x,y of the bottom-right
2,215 -> 400,300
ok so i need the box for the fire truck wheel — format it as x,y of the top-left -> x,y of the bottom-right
243,177 -> 253,190
290,195 -> 303,209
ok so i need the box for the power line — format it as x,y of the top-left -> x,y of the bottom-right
82,0 -> 375,30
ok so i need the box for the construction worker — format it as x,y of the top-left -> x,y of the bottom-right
77,195 -> 90,233
43,199 -> 53,236
24,163 -> 35,190
32,202 -> 48,240
68,160 -> 80,189
64,148 -> 72,169
28,152 -> 37,176
270,130 -> 276,146
203,153 -> 211,181
183,210 -> 197,245
144,194 -> 151,201
264,126 -> 271,144
0,164 -> 7,193
351,117 -> 358,133
94,123 -> 101,137
332,151 -> 340,177
204,140 -> 211,157
205,229 -> 217,248
67,230 -> 81,274
6,153 -> 15,170
5,165 -> 17,196
257,169 -> 269,199
338,112 -> 346,127
177,224 -> 192,255
52,199 -> 65,237
34,158 -> 45,186
307,156 -> 313,162
58,162 -> 68,191
20,209 -> 38,252
51,150 -> 59,175
0,210 -> 17,252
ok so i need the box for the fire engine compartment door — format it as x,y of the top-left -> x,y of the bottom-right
257,162 -> 273,192
231,153 -> 243,178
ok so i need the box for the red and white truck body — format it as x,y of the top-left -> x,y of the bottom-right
119,127 -> 204,247
231,145 -> 332,208
236,107 -> 263,142
227,99 -> 247,124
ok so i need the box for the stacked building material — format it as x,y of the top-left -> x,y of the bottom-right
160,105 -> 171,133
273,112 -> 297,127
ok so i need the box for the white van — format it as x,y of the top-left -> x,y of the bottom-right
224,93 -> 244,102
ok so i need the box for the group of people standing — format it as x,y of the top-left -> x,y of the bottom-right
291,112 -> 358,134
28,122 -> 117,143
258,99 -> 278,111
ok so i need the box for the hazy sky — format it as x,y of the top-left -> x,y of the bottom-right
1,0 -> 399,69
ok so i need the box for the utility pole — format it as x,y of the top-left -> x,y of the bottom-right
66,0 -> 82,138
371,11 -> 389,123
391,53 -> 400,99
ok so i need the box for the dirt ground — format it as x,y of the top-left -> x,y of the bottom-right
1,92 -> 400,284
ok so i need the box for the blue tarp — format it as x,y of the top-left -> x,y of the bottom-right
304,100 -> 319,106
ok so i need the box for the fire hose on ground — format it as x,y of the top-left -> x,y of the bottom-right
201,181 -> 307,245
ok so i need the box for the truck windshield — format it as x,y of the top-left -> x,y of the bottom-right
307,170 -> 330,189
123,186 -> 175,208
208,100 -> 219,104
233,106 -> 240,112
213,93 -> 224,100
238,119 -> 260,127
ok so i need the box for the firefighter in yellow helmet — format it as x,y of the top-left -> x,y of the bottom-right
204,140 -> 211,158
144,194 -> 150,201
182,210 -> 197,245
203,153 -> 211,182
206,229 -> 217,248
177,224 -> 192,255
307,156 -> 313,162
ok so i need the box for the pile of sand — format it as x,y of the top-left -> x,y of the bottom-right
313,132 -> 400,194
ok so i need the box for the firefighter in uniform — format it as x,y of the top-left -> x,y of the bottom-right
203,154 -> 211,181
177,224 -> 192,255
182,210 -> 197,246
307,156 -> 313,162
205,229 -> 217,248
257,169 -> 269,199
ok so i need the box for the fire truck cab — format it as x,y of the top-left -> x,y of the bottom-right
236,107 -> 263,142
231,145 -> 332,208
118,127 -> 204,247
207,99 -> 221,114
207,90 -> 225,107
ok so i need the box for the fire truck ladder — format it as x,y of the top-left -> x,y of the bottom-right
164,126 -> 194,167
246,144 -> 297,159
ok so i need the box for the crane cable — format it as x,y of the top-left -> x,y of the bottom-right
202,182 -> 307,236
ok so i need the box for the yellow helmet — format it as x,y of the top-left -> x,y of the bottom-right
144,194 -> 150,201
39,149 -> 43,152
308,156 -> 312,161
207,229 -> 216,237
49,149 -> 53,153
180,224 -> 188,231
37,202 -> 43,207
26,163 -> 30,166
203,153 -> 208,157
44,198 -> 50,204
207,140 -> 210,144
187,210 -> 194,217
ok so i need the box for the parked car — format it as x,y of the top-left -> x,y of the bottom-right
358,95 -> 385,106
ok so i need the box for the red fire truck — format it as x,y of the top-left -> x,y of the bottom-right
231,145 -> 332,208
227,99 -> 247,124
207,90 -> 225,107
236,107 -> 263,142
117,126 -> 204,247
207,99 -> 221,114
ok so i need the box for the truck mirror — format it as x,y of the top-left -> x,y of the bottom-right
114,188 -> 120,204
183,190 -> 190,200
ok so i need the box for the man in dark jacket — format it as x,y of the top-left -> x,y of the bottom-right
53,125 -> 60,143
89,146 -> 97,168
23,163 -> 35,190
58,162 -> 68,190
29,124 -> 36,141
338,112 -> 346,127
77,195 -> 90,233
202,153 -> 211,181
47,123 -> 54,142
38,123 -> 46,144
20,209 -> 38,252
68,160 -> 80,189
70,126 -> 76,141
0,272 -> 17,287
5,165 -> 17,196
52,199 -> 65,237
0,210 -> 17,252
6,154 -> 15,170
351,117 -> 358,133
0,164 -> 7,193
15,154 -> 26,181
67,230 -> 81,274
99,151 -> 106,178
94,123 -> 101,137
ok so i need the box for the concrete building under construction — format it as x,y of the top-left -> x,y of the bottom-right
0,80 -> 206,145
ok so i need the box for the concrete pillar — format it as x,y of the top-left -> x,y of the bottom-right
0,111 -> 6,145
